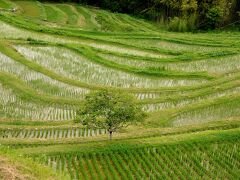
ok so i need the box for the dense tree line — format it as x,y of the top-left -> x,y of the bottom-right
42,0 -> 240,30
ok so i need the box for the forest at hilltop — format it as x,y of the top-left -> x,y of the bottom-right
39,0 -> 240,31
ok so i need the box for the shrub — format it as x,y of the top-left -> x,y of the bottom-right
187,14 -> 197,31
168,16 -> 196,32
168,17 -> 185,32
205,7 -> 223,29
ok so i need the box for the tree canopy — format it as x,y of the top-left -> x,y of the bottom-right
75,90 -> 146,139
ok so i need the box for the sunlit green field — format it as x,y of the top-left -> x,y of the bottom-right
0,0 -> 239,179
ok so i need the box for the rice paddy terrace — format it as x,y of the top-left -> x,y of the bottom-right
0,0 -> 240,179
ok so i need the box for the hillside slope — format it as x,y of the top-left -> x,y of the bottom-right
0,149 -> 68,179
0,0 -> 239,179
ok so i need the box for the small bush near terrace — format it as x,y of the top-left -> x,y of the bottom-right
75,90 -> 146,139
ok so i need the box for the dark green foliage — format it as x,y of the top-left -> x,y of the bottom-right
205,7 -> 223,30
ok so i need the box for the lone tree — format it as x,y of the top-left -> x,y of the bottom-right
75,90 -> 146,140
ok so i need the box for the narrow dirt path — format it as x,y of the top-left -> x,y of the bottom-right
0,156 -> 35,180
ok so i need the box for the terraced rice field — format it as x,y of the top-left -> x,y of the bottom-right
0,0 -> 239,179
44,140 -> 240,179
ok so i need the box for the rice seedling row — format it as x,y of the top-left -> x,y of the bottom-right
0,127 -> 107,139
172,99 -> 240,127
43,3 -> 67,24
142,86 -> 240,111
42,140 -> 240,179
111,38 -> 234,53
0,84 -> 77,121
0,20 -> 78,43
55,4 -> 80,27
0,51 -> 89,99
81,42 -> 171,59
99,53 -> 240,74
75,6 -> 97,30
15,45 -> 207,88
92,8 -> 139,32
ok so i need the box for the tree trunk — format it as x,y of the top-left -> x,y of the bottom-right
109,131 -> 113,140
